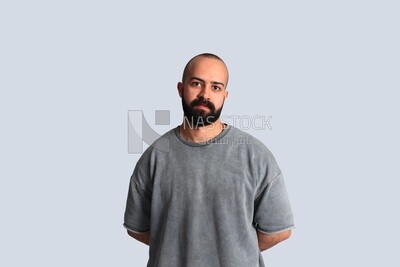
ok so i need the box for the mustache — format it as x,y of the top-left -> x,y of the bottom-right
190,97 -> 215,111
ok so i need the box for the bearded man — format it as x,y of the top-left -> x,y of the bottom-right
124,53 -> 294,267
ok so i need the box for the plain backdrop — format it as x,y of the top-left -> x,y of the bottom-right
1,1 -> 399,266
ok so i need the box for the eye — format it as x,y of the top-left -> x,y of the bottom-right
212,85 -> 221,91
191,81 -> 202,87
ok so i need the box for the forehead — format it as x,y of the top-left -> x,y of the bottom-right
187,57 -> 228,82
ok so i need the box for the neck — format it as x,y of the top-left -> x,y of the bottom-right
179,119 -> 225,143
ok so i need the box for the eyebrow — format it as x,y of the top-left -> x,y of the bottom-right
190,77 -> 225,87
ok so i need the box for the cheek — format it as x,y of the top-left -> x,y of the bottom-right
183,89 -> 198,101
214,96 -> 225,108
182,91 -> 195,104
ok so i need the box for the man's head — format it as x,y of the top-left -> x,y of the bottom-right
178,53 -> 229,128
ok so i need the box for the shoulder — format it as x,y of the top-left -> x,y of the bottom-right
149,127 -> 176,154
131,128 -> 176,183
135,128 -> 176,166
228,126 -> 275,159
227,126 -> 282,182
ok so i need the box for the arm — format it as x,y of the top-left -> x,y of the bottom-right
127,230 -> 151,246
257,229 -> 292,252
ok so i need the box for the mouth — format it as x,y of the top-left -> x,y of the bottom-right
194,104 -> 210,110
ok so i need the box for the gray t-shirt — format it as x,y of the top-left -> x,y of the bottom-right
124,125 -> 294,267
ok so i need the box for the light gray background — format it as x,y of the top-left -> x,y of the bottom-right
1,1 -> 399,266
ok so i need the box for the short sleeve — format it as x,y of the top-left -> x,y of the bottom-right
123,174 -> 152,233
253,173 -> 294,234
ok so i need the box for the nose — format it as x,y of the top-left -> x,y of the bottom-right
197,83 -> 212,100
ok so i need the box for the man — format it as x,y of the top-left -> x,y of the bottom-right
124,53 -> 294,266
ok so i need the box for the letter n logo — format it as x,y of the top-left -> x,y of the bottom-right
128,110 -> 170,154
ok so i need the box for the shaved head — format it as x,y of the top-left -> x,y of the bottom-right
182,53 -> 229,87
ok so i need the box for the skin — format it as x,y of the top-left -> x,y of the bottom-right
128,229 -> 292,251
257,229 -> 292,251
127,230 -> 150,245
177,56 -> 229,143
128,56 -> 292,251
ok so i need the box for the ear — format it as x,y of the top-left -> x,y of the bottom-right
177,82 -> 183,98
224,90 -> 229,99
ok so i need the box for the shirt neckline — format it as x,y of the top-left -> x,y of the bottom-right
174,124 -> 231,147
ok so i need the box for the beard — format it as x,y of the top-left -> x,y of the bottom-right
181,96 -> 224,128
